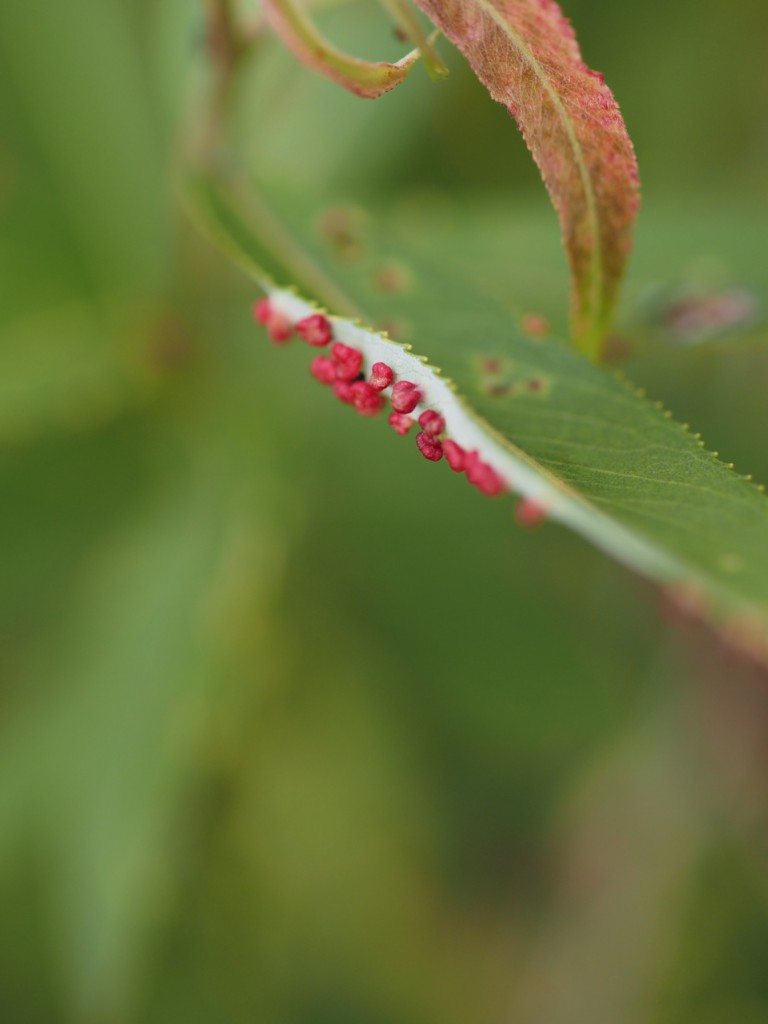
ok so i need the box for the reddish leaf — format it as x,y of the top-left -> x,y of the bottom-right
412,0 -> 640,358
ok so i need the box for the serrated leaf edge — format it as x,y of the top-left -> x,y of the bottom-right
266,283 -> 768,634
182,174 -> 768,647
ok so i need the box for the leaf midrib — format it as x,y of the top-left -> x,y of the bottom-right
470,0 -> 602,349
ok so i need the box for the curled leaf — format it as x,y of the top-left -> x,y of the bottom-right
376,0 -> 449,81
411,0 -> 640,359
263,0 -> 422,99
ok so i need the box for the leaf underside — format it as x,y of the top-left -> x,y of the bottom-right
187,168 -> 768,648
410,0 -> 640,357
183,19 -> 768,649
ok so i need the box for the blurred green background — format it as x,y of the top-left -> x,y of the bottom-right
1,1 -> 768,1022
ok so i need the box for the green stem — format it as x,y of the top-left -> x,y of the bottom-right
262,0 -> 422,99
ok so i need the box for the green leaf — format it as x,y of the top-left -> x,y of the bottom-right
0,445 -> 285,1014
185,169 -> 768,648
0,302 -> 148,441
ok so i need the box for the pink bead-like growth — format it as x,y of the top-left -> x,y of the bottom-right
369,362 -> 394,391
330,342 -> 358,364
351,381 -> 385,416
331,342 -> 364,381
418,410 -> 445,436
310,356 -> 337,385
442,439 -> 466,472
515,497 -> 547,528
391,380 -> 422,414
416,432 -> 443,462
255,299 -> 511,500
332,380 -> 355,404
254,298 -> 272,324
253,298 -> 293,343
388,412 -> 414,436
296,314 -> 333,347
267,312 -> 293,343
258,310 -> 517,507
465,450 -> 505,496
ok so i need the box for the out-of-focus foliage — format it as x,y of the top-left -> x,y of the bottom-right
0,2 -> 767,1023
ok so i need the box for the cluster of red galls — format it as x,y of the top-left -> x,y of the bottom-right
255,299 -> 513,499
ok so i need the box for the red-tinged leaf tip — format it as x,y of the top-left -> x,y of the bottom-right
351,380 -> 386,416
263,0 -> 422,100
465,450 -> 506,496
411,0 -> 640,359
369,361 -> 394,391
418,409 -> 445,436
296,313 -> 333,346
515,496 -> 548,527
391,380 -> 422,413
388,412 -> 414,435
416,431 -> 444,462
310,355 -> 337,385
443,439 -> 466,472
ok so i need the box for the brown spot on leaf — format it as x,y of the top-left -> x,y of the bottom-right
376,318 -> 412,341
372,262 -> 413,294
147,315 -> 194,374
485,382 -> 513,397
317,206 -> 368,262
520,313 -> 551,338
602,333 -> 633,363
476,356 -> 550,399
481,358 -> 503,374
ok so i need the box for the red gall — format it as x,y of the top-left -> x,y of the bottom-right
416,432 -> 443,462
296,313 -> 333,347
351,381 -> 385,416
369,362 -> 394,391
332,380 -> 355,404
390,380 -> 422,414
310,356 -> 337,385
515,497 -> 548,528
442,439 -> 466,472
465,450 -> 505,496
418,409 -> 445,436
388,412 -> 414,436
330,342 -> 363,381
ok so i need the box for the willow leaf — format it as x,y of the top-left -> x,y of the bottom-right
412,0 -> 640,358
185,171 -> 768,653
